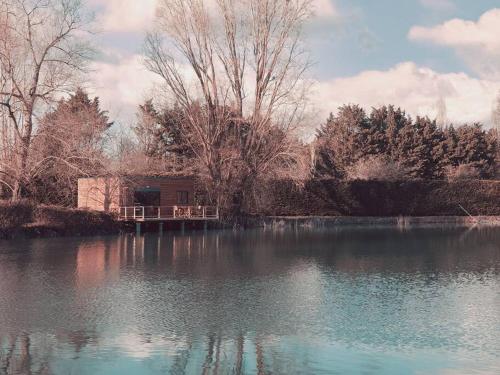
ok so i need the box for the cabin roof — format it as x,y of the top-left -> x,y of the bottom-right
78,174 -> 196,181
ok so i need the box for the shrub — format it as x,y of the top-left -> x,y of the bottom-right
261,179 -> 500,217
0,200 -> 34,230
34,206 -> 118,235
445,163 -> 481,181
346,156 -> 409,182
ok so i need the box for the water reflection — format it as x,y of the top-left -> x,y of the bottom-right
1,227 -> 499,374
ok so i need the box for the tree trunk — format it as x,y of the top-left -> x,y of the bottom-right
11,116 -> 33,201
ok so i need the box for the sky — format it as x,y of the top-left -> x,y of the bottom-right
85,0 -> 500,133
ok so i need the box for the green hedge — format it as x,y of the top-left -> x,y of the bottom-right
259,179 -> 500,217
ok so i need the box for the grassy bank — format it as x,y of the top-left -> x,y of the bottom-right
259,179 -> 500,217
0,201 -> 121,239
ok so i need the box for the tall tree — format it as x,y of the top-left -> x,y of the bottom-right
446,123 -> 496,178
30,88 -> 112,205
145,0 -> 312,214
436,96 -> 447,130
315,105 -> 367,178
134,100 -> 193,163
0,0 -> 92,200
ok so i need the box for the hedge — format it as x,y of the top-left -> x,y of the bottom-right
258,179 -> 500,217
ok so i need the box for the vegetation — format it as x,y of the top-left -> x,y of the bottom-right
259,179 -> 500,217
0,0 -> 92,201
315,105 -> 498,180
0,0 -> 498,224
0,201 -> 119,239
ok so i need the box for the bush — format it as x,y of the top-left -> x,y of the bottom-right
0,200 -> 34,230
347,156 -> 409,182
258,179 -> 500,217
34,206 -> 118,235
445,163 -> 481,180
0,202 -> 119,238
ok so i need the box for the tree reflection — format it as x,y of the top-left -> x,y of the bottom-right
0,227 -> 499,374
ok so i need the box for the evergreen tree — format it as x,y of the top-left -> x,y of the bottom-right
134,100 -> 194,162
315,105 -> 367,178
31,88 -> 113,205
450,123 -> 496,178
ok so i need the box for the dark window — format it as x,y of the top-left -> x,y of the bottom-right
134,188 -> 161,206
177,191 -> 189,205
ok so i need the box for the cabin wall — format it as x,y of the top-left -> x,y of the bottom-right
77,177 -> 122,212
78,176 -> 196,211
121,177 -> 195,207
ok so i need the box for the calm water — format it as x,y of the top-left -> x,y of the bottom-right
1,227 -> 499,375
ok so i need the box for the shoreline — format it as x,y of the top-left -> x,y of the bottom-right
2,215 -> 500,240
260,216 -> 500,228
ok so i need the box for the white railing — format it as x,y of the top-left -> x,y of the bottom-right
118,206 -> 219,221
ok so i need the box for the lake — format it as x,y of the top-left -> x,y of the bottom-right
1,227 -> 499,374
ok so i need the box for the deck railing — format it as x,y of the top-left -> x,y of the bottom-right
118,206 -> 219,221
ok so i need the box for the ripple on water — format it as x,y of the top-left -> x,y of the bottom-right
0,227 -> 499,374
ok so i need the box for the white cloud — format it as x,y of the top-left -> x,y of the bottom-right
89,58 -> 499,131
409,8 -> 500,51
89,0 -> 338,33
312,0 -> 338,19
89,0 -> 157,33
312,62 -> 498,127
89,54 -> 161,123
419,0 -> 455,11
409,8 -> 500,80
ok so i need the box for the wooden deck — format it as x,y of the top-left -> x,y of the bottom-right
118,206 -> 219,222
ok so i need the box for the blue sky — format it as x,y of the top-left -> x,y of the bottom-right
86,0 -> 500,131
311,0 -> 499,79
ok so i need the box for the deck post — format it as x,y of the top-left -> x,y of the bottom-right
202,206 -> 206,218
203,221 -> 208,232
136,222 -> 141,236
159,222 -> 163,235
181,221 -> 185,234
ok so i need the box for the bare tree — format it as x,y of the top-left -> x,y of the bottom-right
492,90 -> 500,176
436,96 -> 447,130
145,0 -> 312,214
0,0 -> 92,201
493,90 -> 500,137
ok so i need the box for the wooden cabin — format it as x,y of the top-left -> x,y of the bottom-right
78,175 -> 195,213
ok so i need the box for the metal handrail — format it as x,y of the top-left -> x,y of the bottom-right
119,206 -> 219,220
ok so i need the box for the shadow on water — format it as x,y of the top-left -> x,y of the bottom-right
1,226 -> 499,374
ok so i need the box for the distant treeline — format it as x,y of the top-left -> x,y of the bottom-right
314,105 -> 498,181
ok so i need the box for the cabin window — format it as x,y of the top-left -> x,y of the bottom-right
177,191 -> 189,205
134,187 -> 161,206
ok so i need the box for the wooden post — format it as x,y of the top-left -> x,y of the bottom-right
202,206 -> 206,218
203,221 -> 208,232
142,206 -> 145,220
159,222 -> 163,236
181,221 -> 185,234
136,222 -> 141,236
